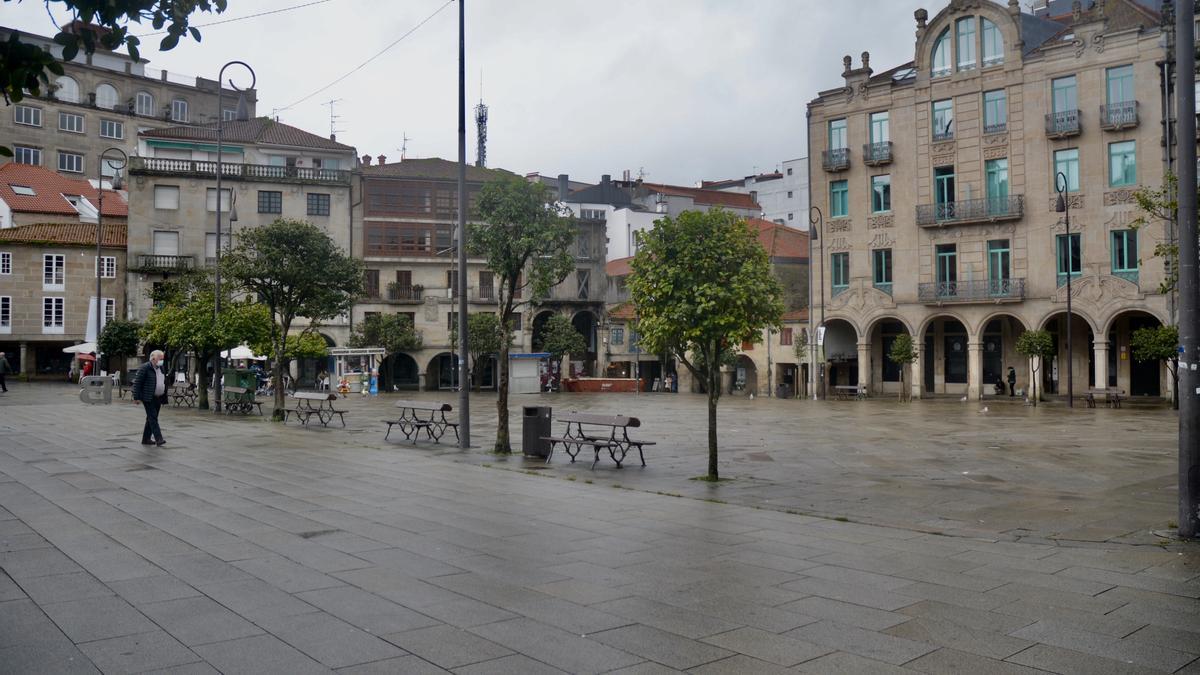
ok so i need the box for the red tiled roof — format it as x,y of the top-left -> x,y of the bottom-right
0,222 -> 126,248
782,309 -> 809,323
607,302 -> 637,320
641,182 -> 760,210
748,218 -> 809,258
0,163 -> 128,217
140,117 -> 353,151
605,257 -> 633,277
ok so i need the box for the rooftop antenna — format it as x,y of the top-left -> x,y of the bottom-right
474,69 -> 488,167
399,132 -> 412,160
322,98 -> 344,138
637,166 -> 648,180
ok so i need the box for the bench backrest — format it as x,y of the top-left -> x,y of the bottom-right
393,400 -> 452,412
292,391 -> 336,401
559,411 -> 640,428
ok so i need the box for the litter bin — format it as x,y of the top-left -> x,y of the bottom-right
522,406 -> 552,458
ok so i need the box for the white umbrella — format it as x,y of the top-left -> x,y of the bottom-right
63,342 -> 97,354
221,344 -> 266,360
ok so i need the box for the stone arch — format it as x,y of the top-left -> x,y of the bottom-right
1100,306 -> 1169,337
865,315 -> 914,396
1036,310 -> 1097,397
530,310 -> 557,352
914,0 -> 1021,78
381,352 -> 419,391
1036,309 -> 1099,335
916,310 -> 970,341
733,354 -> 757,395
865,314 -> 916,339
425,352 -> 459,391
972,310 -> 1032,339
570,310 -> 599,377
1101,309 -> 1169,398
822,318 -> 859,392
976,312 -> 1028,398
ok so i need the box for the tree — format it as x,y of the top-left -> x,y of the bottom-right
470,175 -> 575,453
1131,173 -> 1199,294
539,314 -> 586,388
1016,329 -> 1055,406
1131,324 -> 1180,409
349,313 -> 422,355
1,1 -> 227,153
629,209 -> 784,480
141,274 -> 270,410
98,317 -> 141,369
888,333 -> 916,402
222,219 -> 363,419
451,313 -> 510,391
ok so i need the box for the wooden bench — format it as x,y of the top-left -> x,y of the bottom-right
383,400 -> 459,443
833,385 -> 866,401
1085,387 -> 1125,408
545,412 -> 654,469
283,391 -> 345,427
168,382 -> 197,407
222,385 -> 263,416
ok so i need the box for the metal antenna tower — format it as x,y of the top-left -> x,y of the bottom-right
474,99 -> 488,168
399,132 -> 412,160
322,98 -> 344,138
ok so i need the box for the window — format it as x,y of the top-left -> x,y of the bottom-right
780,328 -> 794,346
983,90 -> 1006,133
43,297 -> 64,333
508,312 -> 522,331
934,166 -> 956,208
258,190 -> 283,214
932,99 -> 953,139
104,298 -> 116,323
956,17 -> 976,70
479,270 -> 494,299
1108,141 -> 1136,187
222,108 -> 237,122
788,213 -> 794,221
828,118 -> 847,150
987,240 -> 1011,294
611,327 -> 624,345
1052,76 -> 1077,113
59,111 -> 84,133
787,167 -> 793,176
54,76 -> 79,103
931,28 -> 951,77
830,180 -> 848,217
14,146 -> 41,166
14,105 -> 41,127
57,151 -> 83,173
577,269 -> 590,299
831,253 -> 849,293
96,256 -> 117,278
985,159 -> 1008,212
99,119 -> 123,139
0,252 -> 8,274
871,175 -> 891,213
95,83 -> 118,109
936,244 -> 958,294
787,191 -> 793,198
135,91 -> 154,116
446,270 -> 459,296
1056,233 -> 1081,286
204,233 -> 231,262
153,185 -> 180,210
171,98 -> 189,122
1106,65 -> 1134,105
447,312 -> 458,331
307,193 -> 330,216
1112,230 -> 1138,275
1054,149 -> 1080,192
981,18 -> 1003,65
869,111 -> 889,144
577,233 -> 591,258
873,248 -> 892,289
152,231 -> 179,256
43,254 -> 65,289
0,297 -> 9,333
364,269 -> 380,298
205,188 -> 232,212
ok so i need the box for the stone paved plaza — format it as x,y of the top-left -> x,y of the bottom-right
0,382 -> 1197,673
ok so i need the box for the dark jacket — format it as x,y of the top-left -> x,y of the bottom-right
0,356 -> 10,375
132,361 -> 167,403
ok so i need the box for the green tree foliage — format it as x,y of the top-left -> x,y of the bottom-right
1131,173 -> 1197,294
348,313 -> 422,355
888,333 -> 916,402
222,219 -> 363,419
1015,329 -> 1055,406
629,209 -> 784,480
1131,324 -> 1180,409
98,317 -> 141,364
141,274 -> 270,410
451,313 -> 510,391
470,175 -> 575,452
540,314 -> 587,386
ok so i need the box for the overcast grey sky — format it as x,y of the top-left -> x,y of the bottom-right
6,0 -> 949,184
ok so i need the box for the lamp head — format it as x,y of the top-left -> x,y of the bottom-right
235,91 -> 251,122
229,204 -> 239,223
1055,194 -> 1066,213
110,169 -> 123,191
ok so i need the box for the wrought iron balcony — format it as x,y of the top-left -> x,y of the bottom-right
822,147 -> 850,172
1099,101 -> 1138,130
932,128 -> 954,142
1045,110 -> 1081,138
862,142 -> 892,166
915,195 -> 1023,227
385,285 -> 423,303
129,157 -> 351,185
984,121 -> 1007,134
133,254 -> 193,273
470,287 -> 499,303
918,278 -> 1025,304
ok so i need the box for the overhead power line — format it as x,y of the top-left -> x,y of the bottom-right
134,0 -> 338,37
275,0 -> 454,113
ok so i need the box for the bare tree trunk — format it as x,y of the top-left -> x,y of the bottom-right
494,282 -> 515,454
196,349 -> 210,410
707,362 -> 719,480
272,321 -> 290,421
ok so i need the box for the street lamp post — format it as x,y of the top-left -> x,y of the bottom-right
212,61 -> 255,413
1055,171 -> 1073,408
809,206 -> 825,400
95,147 -> 128,370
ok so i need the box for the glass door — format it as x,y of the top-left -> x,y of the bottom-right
934,167 -> 955,220
987,240 -> 1011,296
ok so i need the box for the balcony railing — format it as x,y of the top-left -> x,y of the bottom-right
129,157 -> 351,185
133,254 -> 193,273
385,285 -> 423,303
471,288 -> 499,303
918,278 -> 1025,304
822,147 -> 850,172
862,142 -> 892,166
916,195 -> 1023,227
1045,110 -> 1081,138
1099,101 -> 1138,130
932,128 -> 954,142
984,121 -> 1007,134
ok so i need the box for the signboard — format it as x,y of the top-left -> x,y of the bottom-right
817,326 -> 826,346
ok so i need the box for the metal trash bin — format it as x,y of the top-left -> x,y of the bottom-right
522,406 -> 552,458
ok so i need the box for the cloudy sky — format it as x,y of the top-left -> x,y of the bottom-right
6,0 -> 949,185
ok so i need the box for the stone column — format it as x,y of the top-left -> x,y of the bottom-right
857,341 -> 871,394
19,342 -> 28,376
968,340 -> 984,400
911,341 -> 923,400
1093,339 -> 1109,392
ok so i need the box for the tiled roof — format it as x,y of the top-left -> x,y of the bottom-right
362,158 -> 515,182
140,118 -> 354,151
640,182 -> 760,210
0,163 -> 127,217
748,218 -> 809,259
782,309 -> 809,323
0,222 -> 126,248
605,257 -> 633,277
607,302 -> 637,321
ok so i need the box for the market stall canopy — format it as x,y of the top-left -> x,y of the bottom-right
221,344 -> 266,360
75,353 -> 96,362
63,342 -> 97,354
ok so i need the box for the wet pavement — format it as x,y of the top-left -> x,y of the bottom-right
0,382 -> 1196,673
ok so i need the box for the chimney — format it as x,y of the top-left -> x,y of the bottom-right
623,169 -> 631,181
330,133 -> 337,142
557,174 -> 569,202
362,154 -> 372,166
601,174 -> 611,184
377,154 -> 387,165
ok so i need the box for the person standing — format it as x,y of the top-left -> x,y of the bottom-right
133,350 -> 168,446
1007,366 -> 1017,397
0,351 -> 10,393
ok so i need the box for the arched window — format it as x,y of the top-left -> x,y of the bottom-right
982,18 -> 1004,65
956,18 -> 976,70
95,83 -> 118,109
135,91 -> 154,116
171,98 -> 189,122
54,76 -> 79,103
931,28 -> 951,78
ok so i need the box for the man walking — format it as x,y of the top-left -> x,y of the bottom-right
1007,366 -> 1017,397
133,350 -> 168,446
0,351 -> 10,393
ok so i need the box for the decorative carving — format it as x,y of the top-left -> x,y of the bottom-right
868,215 -> 894,229
1103,189 -> 1136,206
1050,216 -> 1086,235
931,141 -> 955,154
1103,208 -> 1135,229
1048,194 -> 1084,211
983,146 -> 1008,160
828,281 -> 894,312
828,219 -> 851,233
858,81 -> 869,101
869,232 -> 895,248
1054,273 -> 1142,310
422,298 -> 439,322
843,86 -> 855,104
1072,37 -> 1086,58
1092,32 -> 1105,53
925,223 -> 1016,240
983,133 -> 1009,145
828,237 -> 851,252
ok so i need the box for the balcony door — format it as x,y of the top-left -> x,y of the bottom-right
152,231 -> 179,256
936,244 -> 957,297
987,240 -> 1010,296
985,159 -> 1008,214
934,167 -> 955,220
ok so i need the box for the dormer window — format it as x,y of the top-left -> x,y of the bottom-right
982,18 -> 1003,66
956,18 -> 976,71
95,83 -> 119,109
931,28 -> 951,77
